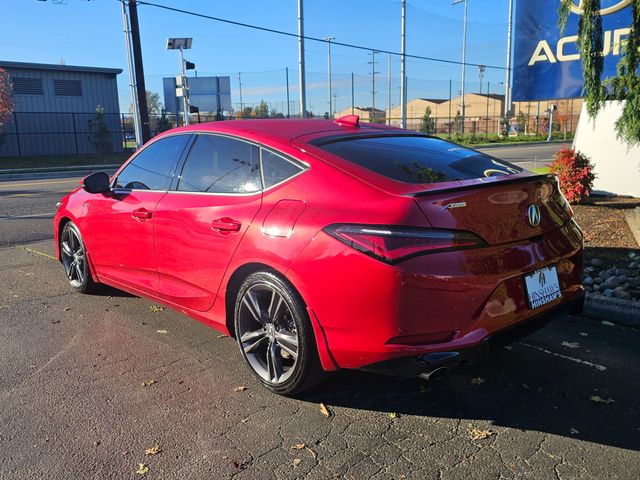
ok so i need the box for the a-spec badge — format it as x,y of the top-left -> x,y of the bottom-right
441,201 -> 467,211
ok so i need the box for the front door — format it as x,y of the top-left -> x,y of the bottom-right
84,133 -> 192,295
154,134 -> 263,311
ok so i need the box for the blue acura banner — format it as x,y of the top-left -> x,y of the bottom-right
513,0 -> 633,101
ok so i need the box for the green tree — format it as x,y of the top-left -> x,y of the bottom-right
87,105 -> 112,157
559,0 -> 640,144
253,100 -> 270,119
517,112 -> 526,135
420,106 -> 435,134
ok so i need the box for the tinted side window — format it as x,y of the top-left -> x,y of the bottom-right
178,135 -> 261,194
314,135 -> 522,184
116,135 -> 190,190
261,150 -> 304,188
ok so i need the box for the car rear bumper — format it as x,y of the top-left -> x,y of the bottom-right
359,293 -> 584,378
289,220 -> 584,371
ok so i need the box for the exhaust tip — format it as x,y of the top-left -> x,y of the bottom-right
418,366 -> 450,381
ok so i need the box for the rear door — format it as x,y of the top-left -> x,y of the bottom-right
153,134 -> 263,311
84,134 -> 192,294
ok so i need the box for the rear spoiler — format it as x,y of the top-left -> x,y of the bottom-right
408,173 -> 555,197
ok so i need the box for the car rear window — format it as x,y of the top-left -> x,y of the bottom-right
313,135 -> 522,184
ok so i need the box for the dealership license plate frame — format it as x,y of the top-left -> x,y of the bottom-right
523,266 -> 562,309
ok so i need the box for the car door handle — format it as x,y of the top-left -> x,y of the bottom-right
132,208 -> 152,220
211,217 -> 242,233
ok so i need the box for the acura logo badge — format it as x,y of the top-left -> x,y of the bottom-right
528,204 -> 541,227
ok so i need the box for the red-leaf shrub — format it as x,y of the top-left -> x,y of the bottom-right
549,146 -> 596,204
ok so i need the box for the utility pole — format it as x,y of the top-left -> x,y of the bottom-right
297,0 -> 307,118
128,0 -> 150,143
324,36 -> 335,117
478,64 -> 485,95
238,72 -> 243,116
387,53 -> 392,125
285,67 -> 290,118
120,0 -> 141,148
400,0 -> 407,128
369,51 -> 378,122
504,0 -> 514,117
453,0 -> 468,133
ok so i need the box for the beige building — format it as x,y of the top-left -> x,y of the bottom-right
388,98 -> 447,129
334,106 -> 385,123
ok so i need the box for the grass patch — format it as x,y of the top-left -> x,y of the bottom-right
0,152 -> 130,170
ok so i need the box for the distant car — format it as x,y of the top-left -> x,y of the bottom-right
54,116 -> 584,395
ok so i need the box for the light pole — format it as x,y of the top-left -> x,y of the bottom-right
324,36 -> 335,117
400,0 -> 407,128
369,51 -> 378,122
298,0 -> 307,118
453,0 -> 468,133
478,64 -> 485,95
167,37 -> 193,126
504,0 -> 514,117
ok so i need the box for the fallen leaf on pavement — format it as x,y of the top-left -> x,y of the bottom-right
145,445 -> 161,455
141,379 -> 156,387
63,307 -> 71,311
156,329 -> 169,334
468,425 -> 495,441
135,464 -> 149,475
561,341 -> 580,349
149,305 -> 164,313
319,403 -> 331,417
470,377 -> 486,385
217,334 -> 228,338
291,444 -> 306,450
388,412 -> 398,419
233,386 -> 248,392
292,458 -> 302,467
590,395 -> 615,404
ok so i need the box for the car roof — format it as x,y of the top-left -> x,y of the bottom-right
159,119 -> 402,149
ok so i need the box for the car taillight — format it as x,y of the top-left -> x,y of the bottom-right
323,224 -> 486,264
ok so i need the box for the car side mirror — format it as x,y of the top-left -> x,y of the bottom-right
81,172 -> 111,194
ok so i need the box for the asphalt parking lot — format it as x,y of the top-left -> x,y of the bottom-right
1,143 -> 639,479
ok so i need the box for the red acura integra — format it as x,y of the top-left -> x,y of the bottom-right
54,116 -> 584,395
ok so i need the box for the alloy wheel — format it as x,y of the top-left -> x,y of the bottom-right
60,226 -> 86,288
237,283 -> 299,384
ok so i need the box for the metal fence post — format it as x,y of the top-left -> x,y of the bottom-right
13,112 -> 21,157
72,113 -> 79,154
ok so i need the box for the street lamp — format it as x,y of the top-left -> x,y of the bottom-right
167,37 -> 193,126
324,36 -> 335,117
453,0 -> 468,133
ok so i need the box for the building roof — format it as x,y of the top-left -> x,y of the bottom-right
0,60 -> 122,75
470,93 -> 505,101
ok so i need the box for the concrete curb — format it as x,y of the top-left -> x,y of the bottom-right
473,139 -> 568,149
0,165 -> 120,181
583,293 -> 640,328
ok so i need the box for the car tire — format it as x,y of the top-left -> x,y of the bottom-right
234,271 -> 326,396
60,221 -> 96,294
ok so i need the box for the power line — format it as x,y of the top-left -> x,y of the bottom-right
134,0 -> 507,71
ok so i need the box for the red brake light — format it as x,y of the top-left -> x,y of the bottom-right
324,224 -> 486,264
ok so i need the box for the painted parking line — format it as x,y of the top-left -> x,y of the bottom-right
23,247 -> 56,261
517,341 -> 607,371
